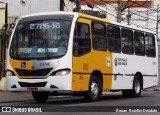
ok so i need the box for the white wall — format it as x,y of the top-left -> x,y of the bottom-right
0,0 -> 60,17
152,0 -> 160,8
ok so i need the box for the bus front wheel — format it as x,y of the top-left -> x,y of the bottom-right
84,76 -> 101,102
32,91 -> 49,102
122,76 -> 142,98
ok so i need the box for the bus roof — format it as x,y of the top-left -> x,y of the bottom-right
20,11 -> 78,18
109,21 -> 156,35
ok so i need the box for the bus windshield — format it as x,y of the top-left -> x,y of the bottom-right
10,19 -> 71,60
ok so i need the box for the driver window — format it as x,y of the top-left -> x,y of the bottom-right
73,22 -> 91,56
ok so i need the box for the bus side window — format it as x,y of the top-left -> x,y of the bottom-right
107,25 -> 121,53
121,28 -> 134,55
92,22 -> 107,51
73,22 -> 91,56
134,31 -> 145,56
145,34 -> 156,57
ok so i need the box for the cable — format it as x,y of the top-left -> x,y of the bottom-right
121,0 -> 139,12
99,0 -> 158,19
81,0 -> 159,32
129,11 -> 157,22
134,1 -> 160,13
95,1 -> 157,22
134,0 -> 148,7
95,0 -> 158,22
92,5 -> 156,32
100,0 -> 148,11
129,7 -> 158,18
123,20 -> 156,32
82,0 -> 158,32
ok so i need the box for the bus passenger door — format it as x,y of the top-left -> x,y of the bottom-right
72,18 -> 91,91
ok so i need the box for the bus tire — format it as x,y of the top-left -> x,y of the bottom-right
84,76 -> 101,102
132,76 -> 142,98
32,91 -> 49,102
122,90 -> 132,98
122,76 -> 141,98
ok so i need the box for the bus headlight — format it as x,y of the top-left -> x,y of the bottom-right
6,70 -> 15,76
51,69 -> 71,76
56,69 -> 71,76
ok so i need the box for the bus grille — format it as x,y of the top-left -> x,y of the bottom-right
18,82 -> 47,87
15,68 -> 53,76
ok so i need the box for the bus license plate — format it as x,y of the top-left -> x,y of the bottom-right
27,88 -> 38,92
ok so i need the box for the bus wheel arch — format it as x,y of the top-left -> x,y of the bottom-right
91,70 -> 103,90
122,72 -> 143,98
135,72 -> 143,90
84,70 -> 103,102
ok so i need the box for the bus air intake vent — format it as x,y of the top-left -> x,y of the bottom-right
18,82 -> 47,87
15,68 -> 53,76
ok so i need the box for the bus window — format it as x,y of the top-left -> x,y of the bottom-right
107,25 -> 121,53
121,28 -> 134,55
145,34 -> 156,57
134,31 -> 145,56
73,23 -> 91,56
92,22 -> 107,51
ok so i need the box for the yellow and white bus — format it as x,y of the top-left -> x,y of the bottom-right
6,11 -> 158,102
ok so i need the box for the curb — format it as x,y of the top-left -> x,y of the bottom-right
153,87 -> 160,91
0,77 -> 7,91
143,86 -> 160,91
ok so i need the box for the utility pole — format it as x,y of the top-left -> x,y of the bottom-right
156,4 -> 159,40
127,0 -> 131,25
4,3 -> 8,77
146,10 -> 149,28
127,7 -> 131,25
0,2 -> 8,77
156,4 -> 160,85
117,0 -> 122,23
60,0 -> 64,11
76,0 -> 81,12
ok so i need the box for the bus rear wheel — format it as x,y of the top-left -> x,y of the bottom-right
122,76 -> 142,98
32,91 -> 49,102
84,76 -> 101,102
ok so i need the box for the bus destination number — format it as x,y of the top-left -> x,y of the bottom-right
30,22 -> 60,29
40,62 -> 50,67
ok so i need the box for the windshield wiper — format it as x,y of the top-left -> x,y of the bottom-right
43,30 -> 50,58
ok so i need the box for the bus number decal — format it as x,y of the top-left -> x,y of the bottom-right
40,62 -> 50,67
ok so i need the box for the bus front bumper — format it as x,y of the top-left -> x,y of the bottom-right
6,74 -> 72,92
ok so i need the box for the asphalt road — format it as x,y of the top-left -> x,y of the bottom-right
1,90 -> 160,113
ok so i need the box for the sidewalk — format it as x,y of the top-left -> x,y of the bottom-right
143,84 -> 160,91
0,91 -> 33,103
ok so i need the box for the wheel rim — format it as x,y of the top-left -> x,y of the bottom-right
91,81 -> 99,97
135,79 -> 141,94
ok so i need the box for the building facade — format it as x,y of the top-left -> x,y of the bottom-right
0,0 -> 60,29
